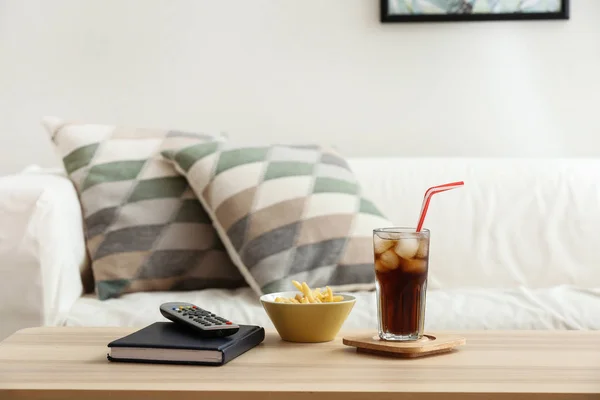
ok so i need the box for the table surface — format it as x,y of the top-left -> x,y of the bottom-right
1,327 -> 599,400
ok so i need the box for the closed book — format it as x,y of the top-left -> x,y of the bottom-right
107,322 -> 265,366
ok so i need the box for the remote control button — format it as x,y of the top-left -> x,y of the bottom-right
172,307 -> 177,310
226,321 -> 232,325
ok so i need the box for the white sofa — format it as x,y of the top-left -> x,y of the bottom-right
1,157 -> 599,341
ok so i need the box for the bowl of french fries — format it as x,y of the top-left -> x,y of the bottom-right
260,280 -> 356,343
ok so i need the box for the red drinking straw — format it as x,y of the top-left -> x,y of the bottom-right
416,181 -> 464,232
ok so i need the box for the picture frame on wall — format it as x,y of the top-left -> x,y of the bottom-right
381,0 -> 569,22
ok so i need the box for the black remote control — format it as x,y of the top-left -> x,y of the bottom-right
159,302 -> 240,338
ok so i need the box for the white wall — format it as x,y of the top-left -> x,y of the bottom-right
0,0 -> 599,175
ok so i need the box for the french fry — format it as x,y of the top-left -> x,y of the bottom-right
273,280 -> 345,304
301,282 -> 316,303
326,286 -> 333,302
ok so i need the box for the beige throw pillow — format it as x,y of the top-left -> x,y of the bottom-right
43,117 -> 246,300
162,140 -> 394,296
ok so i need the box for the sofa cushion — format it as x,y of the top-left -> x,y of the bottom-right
162,142 -> 394,296
42,117 -> 246,300
64,285 -> 600,331
347,157 -> 600,290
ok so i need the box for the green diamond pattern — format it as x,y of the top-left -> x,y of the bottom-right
63,143 -> 100,174
215,147 -> 269,175
173,141 -> 220,172
82,160 -> 146,191
128,176 -> 188,202
264,161 -> 315,181
312,177 -> 359,195
359,198 -> 385,217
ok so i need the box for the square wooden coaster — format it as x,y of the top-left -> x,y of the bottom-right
342,333 -> 466,358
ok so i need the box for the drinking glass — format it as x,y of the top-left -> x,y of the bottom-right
373,227 -> 430,341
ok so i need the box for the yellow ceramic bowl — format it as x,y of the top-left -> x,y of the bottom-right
260,291 -> 356,343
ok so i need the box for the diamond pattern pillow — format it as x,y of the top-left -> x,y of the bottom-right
42,117 -> 246,300
161,141 -> 394,295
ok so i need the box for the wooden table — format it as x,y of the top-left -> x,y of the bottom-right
0,327 -> 599,399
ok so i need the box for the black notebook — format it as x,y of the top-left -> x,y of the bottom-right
107,322 -> 265,366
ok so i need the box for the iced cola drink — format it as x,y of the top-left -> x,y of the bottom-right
373,228 -> 430,341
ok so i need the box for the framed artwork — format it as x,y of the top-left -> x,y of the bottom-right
381,0 -> 569,22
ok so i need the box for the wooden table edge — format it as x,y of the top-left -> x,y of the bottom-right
1,388 -> 598,400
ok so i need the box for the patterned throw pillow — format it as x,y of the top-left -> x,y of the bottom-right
42,117 -> 246,300
161,141 -> 394,296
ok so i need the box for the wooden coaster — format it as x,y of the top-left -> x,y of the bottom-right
343,333 -> 466,358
